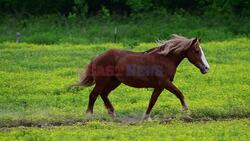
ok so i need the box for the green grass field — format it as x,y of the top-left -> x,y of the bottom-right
1,119 -> 249,141
0,37 -> 249,140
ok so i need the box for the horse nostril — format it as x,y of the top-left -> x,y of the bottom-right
204,66 -> 210,71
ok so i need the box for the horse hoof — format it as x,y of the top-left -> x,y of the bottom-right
182,107 -> 189,112
85,110 -> 93,117
143,114 -> 152,121
109,112 -> 116,118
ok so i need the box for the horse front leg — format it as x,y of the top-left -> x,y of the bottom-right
143,88 -> 164,121
165,81 -> 188,111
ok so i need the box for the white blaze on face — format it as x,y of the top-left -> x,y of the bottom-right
200,46 -> 210,69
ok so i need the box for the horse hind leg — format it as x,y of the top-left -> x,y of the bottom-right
100,79 -> 121,117
86,85 -> 103,114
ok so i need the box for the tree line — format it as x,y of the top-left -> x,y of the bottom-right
0,0 -> 249,17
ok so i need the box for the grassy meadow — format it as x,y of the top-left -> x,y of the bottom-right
0,35 -> 249,139
0,13 -> 249,140
1,119 -> 249,141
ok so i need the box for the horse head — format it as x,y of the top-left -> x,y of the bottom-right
186,38 -> 210,74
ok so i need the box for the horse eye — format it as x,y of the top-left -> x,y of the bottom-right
195,50 -> 199,54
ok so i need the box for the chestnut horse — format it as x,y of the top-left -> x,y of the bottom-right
78,35 -> 210,120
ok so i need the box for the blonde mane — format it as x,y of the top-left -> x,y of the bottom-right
147,35 -> 194,55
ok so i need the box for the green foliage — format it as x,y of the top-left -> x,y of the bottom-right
0,0 -> 249,17
0,0 -> 74,15
25,32 -> 60,44
0,14 -> 249,44
73,0 -> 88,16
126,0 -> 153,13
98,6 -> 111,19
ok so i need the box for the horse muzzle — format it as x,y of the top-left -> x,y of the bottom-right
200,66 -> 209,74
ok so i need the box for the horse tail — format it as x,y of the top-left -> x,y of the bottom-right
69,58 -> 96,90
78,57 -> 96,87
78,70 -> 95,87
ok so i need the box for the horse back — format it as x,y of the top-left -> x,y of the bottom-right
90,49 -> 121,68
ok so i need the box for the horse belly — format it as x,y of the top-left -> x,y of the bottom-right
116,76 -> 156,88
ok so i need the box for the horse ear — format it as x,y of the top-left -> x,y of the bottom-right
190,37 -> 198,47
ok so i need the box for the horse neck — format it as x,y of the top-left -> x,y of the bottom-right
143,47 -> 158,54
167,52 -> 186,68
145,47 -> 186,67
